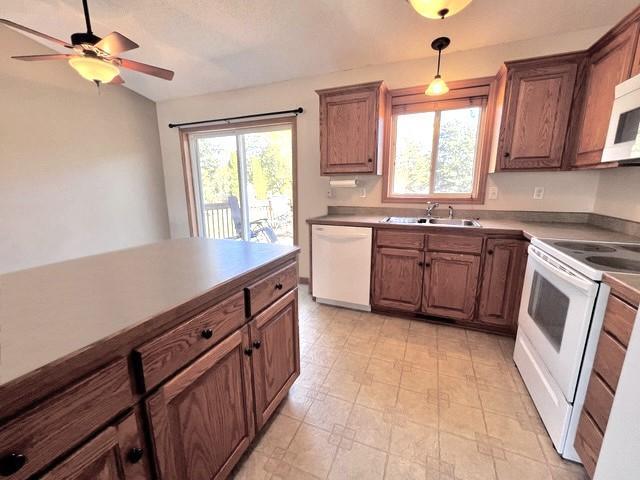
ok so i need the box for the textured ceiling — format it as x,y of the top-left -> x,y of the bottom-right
1,0 -> 638,101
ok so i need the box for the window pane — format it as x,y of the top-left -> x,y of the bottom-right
392,112 -> 435,195
195,136 -> 241,240
243,128 -> 294,246
434,107 -> 481,194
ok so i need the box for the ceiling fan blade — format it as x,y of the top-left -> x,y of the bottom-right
95,32 -> 139,56
12,54 -> 74,61
109,75 -> 125,85
118,58 -> 174,80
0,18 -> 72,48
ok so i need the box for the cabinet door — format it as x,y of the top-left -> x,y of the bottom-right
478,239 -> 528,331
574,24 -> 638,167
422,252 -> 480,321
499,63 -> 577,169
372,247 -> 424,312
146,327 -> 255,480
249,289 -> 300,430
319,83 -> 380,174
41,410 -> 151,480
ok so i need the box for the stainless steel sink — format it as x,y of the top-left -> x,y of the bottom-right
382,217 -> 481,227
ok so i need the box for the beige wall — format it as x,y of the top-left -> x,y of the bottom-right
157,25 -> 636,277
0,26 -> 170,274
594,168 -> 640,222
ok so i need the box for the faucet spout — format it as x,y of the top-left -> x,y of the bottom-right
426,202 -> 440,217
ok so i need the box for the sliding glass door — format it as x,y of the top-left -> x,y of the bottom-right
188,120 -> 295,246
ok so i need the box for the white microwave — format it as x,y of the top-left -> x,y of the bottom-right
602,73 -> 640,165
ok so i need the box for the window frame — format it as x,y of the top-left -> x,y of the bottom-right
179,116 -> 298,244
382,77 -> 498,204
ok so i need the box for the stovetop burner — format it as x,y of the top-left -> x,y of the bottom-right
553,241 -> 617,253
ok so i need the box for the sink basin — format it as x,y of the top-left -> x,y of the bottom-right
427,218 -> 481,227
382,217 -> 481,227
585,256 -> 640,272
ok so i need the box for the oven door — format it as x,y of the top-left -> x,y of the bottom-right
517,246 -> 599,402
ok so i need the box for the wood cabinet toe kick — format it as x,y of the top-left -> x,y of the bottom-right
0,253 -> 299,480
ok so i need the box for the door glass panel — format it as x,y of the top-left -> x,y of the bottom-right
243,128 -> 294,245
527,271 -> 570,352
195,135 -> 241,240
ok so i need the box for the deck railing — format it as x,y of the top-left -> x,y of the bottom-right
202,201 -> 278,240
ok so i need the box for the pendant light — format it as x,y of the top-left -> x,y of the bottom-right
408,0 -> 473,19
426,37 -> 450,96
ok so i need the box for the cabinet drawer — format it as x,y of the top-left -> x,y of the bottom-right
603,294 -> 636,348
134,291 -> 245,390
246,262 -> 298,316
583,373 -> 615,433
574,410 -> 603,478
376,230 -> 425,249
427,234 -> 483,254
0,359 -> 131,480
593,331 -> 626,391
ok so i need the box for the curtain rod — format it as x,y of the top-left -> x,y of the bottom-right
168,107 -> 304,129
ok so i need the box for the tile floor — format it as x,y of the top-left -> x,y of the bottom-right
231,288 -> 587,480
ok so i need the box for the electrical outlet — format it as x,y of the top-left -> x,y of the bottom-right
360,187 -> 367,198
533,187 -> 545,200
488,186 -> 498,200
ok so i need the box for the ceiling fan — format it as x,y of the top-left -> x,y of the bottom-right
0,0 -> 174,86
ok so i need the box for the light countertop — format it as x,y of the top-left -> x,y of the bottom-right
307,214 -> 640,243
0,238 -> 299,388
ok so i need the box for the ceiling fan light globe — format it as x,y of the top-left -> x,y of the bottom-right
68,56 -> 120,83
408,0 -> 472,19
426,75 -> 449,96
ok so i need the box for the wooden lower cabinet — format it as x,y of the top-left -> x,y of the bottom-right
478,239 -> 528,332
146,327 -> 255,480
249,289 -> 300,429
42,411 -> 151,480
372,247 -> 424,312
421,252 -> 480,321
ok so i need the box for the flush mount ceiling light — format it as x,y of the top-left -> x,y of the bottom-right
407,0 -> 473,19
426,36 -> 450,96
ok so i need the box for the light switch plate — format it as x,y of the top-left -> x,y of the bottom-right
533,187 -> 545,200
488,186 -> 498,200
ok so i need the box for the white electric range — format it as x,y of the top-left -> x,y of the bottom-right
514,237 -> 640,462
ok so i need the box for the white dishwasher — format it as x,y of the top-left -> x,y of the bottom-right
311,224 -> 372,311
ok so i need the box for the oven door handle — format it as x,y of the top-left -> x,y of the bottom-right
528,248 -> 596,294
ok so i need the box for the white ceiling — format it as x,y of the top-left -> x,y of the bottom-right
2,0 -> 638,101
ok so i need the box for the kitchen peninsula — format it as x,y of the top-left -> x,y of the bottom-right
0,238 -> 300,479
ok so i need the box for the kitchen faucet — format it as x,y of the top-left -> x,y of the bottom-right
425,202 -> 439,217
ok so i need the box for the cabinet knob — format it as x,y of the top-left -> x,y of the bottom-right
201,328 -> 213,339
274,283 -> 283,290
503,152 -> 510,157
368,158 -> 373,163
0,452 -> 27,476
418,261 -> 424,267
127,447 -> 144,464
487,249 -> 494,255
253,340 -> 262,349
244,347 -> 253,356
424,262 -> 431,267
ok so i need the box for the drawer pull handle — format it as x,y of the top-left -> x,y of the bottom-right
127,447 -> 144,464
253,340 -> 262,349
0,452 -> 27,476
275,283 -> 283,290
244,347 -> 253,356
201,328 -> 214,340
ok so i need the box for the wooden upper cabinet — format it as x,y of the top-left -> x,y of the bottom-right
146,327 -> 255,480
497,58 -> 579,170
632,21 -> 640,77
317,81 -> 387,175
372,247 -> 424,312
249,289 -> 300,430
478,239 -> 528,332
573,22 -> 639,167
422,252 -> 480,321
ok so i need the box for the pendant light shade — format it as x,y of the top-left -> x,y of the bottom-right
426,37 -> 450,97
68,56 -> 120,84
408,0 -> 473,19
